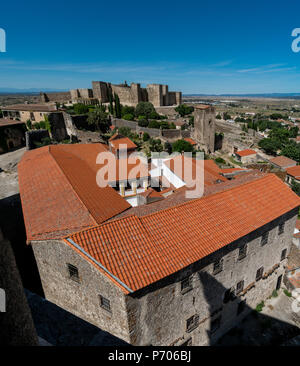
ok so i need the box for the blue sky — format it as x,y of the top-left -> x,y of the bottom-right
1,0 -> 300,94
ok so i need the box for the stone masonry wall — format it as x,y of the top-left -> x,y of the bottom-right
31,239 -> 131,343
125,209 -> 297,346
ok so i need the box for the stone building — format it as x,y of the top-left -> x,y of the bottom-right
234,149 -> 257,164
1,104 -> 57,123
18,146 -> 300,346
70,81 -> 182,107
193,105 -> 216,153
0,119 -> 26,153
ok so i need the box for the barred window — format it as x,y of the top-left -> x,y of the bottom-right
281,248 -> 287,261
211,316 -> 221,333
213,258 -> 223,275
236,280 -> 244,295
181,276 -> 192,293
238,244 -> 247,260
261,232 -> 269,246
278,223 -> 285,235
256,267 -> 264,281
99,295 -> 111,312
186,314 -> 199,332
67,263 -> 79,283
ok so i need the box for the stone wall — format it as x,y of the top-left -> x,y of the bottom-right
48,112 -> 68,142
193,106 -> 216,153
112,118 -> 191,141
40,91 -> 71,103
73,81 -> 181,107
25,129 -> 50,150
30,208 -> 297,346
31,239 -> 131,343
0,230 -> 38,345
125,208 -> 297,346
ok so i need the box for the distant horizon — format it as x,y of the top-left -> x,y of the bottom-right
1,1 -> 300,94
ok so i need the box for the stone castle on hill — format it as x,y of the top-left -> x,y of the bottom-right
70,81 -> 182,107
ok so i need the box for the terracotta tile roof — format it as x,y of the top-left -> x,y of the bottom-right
114,170 -> 266,219
164,156 -> 227,186
110,137 -> 137,150
220,168 -> 245,174
66,174 -> 300,293
286,165 -> 300,179
270,156 -> 297,168
96,156 -> 149,183
235,149 -> 257,157
2,104 -> 57,112
0,118 -> 25,127
18,144 -> 131,242
184,138 -> 197,146
139,188 -> 163,199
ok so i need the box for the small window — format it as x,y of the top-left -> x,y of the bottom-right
256,267 -> 264,281
99,295 -> 111,312
278,223 -> 285,235
181,276 -> 192,293
237,301 -> 246,315
261,232 -> 269,246
281,249 -> 287,261
213,258 -> 223,275
236,280 -> 244,295
211,316 -> 221,333
67,263 -> 79,282
238,244 -> 247,260
186,314 -> 199,333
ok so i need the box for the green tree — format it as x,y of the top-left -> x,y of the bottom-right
175,104 -> 194,117
118,126 -> 133,137
121,105 -> 135,117
26,119 -> 32,130
135,102 -> 156,119
149,138 -> 163,152
172,139 -> 194,153
216,114 -> 222,120
148,120 -> 160,129
223,112 -> 232,120
123,113 -> 134,121
164,141 -> 172,154
114,93 -> 122,118
258,138 -> 281,155
87,108 -> 111,133
73,103 -> 89,115
143,132 -> 150,141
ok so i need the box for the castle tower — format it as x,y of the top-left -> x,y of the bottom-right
193,105 -> 215,153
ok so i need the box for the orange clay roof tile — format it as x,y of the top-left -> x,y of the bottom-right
18,144 -> 131,242
235,149 -> 257,157
66,174 -> 300,293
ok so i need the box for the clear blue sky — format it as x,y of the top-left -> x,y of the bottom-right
1,0 -> 300,94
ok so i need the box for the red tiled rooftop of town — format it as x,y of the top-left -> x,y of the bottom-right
2,104 -> 57,112
18,144 -> 131,241
110,137 -> 137,150
286,165 -> 300,179
0,118 -> 25,127
66,174 -> 300,293
270,156 -> 296,168
235,149 -> 257,157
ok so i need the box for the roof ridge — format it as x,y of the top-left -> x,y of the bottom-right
48,145 -> 98,226
141,173 -> 278,221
